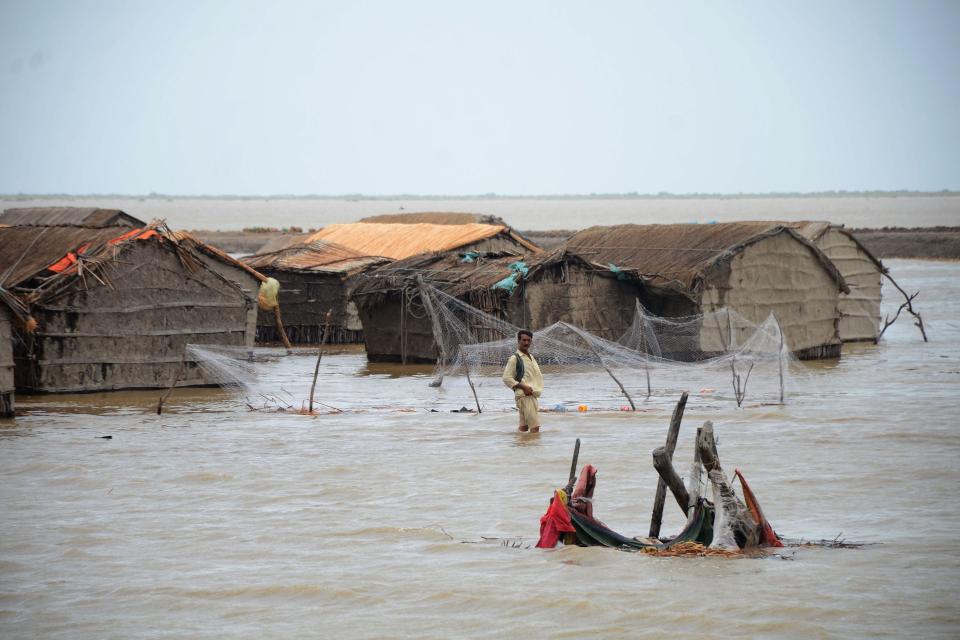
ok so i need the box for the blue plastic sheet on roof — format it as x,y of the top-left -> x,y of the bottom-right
507,260 -> 529,276
460,251 -> 481,263
491,260 -> 530,294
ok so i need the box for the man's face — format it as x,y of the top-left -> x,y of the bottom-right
518,334 -> 532,351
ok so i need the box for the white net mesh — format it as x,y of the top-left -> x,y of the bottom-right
424,285 -> 796,407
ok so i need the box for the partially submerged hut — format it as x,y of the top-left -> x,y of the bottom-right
0,206 -> 145,228
0,305 -> 13,417
790,222 -> 883,343
242,240 -> 390,343
301,221 -> 541,259
565,223 -> 848,359
241,220 -> 541,345
358,211 -> 510,226
172,231 -> 268,342
352,249 -> 644,362
0,224 -> 260,392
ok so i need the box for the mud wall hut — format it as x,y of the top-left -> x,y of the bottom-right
565,223 -> 848,359
352,250 -> 646,363
0,305 -> 13,417
244,220 -> 541,345
0,225 -> 258,393
791,222 -> 883,343
0,206 -> 145,228
172,231 -> 267,342
242,240 -> 390,344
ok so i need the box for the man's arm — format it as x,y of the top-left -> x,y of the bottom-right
502,355 -> 519,390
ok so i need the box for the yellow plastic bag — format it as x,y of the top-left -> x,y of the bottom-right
258,277 -> 280,310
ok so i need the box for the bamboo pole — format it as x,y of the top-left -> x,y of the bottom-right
648,391 -> 688,537
463,354 -> 482,414
308,309 -> 333,413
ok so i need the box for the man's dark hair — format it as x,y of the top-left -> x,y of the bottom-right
517,329 -> 533,340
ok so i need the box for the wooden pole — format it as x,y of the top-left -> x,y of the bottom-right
273,305 -> 293,351
696,420 -> 720,473
569,323 -> 636,410
308,309 -> 333,413
157,358 -> 186,415
464,353 -> 482,414
686,426 -> 704,518
564,438 -> 581,496
652,446 -> 690,514
648,391 -> 688,537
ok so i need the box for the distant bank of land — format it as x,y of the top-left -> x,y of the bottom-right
193,226 -> 960,260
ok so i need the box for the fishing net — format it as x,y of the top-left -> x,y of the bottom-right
423,285 -> 796,407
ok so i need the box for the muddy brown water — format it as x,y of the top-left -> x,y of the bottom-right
1,194 -> 958,231
1,259 -> 958,638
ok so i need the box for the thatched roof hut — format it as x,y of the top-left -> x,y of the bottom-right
352,249 -> 646,362
301,221 -> 541,259
565,223 -> 849,359
0,224 -> 260,392
790,221 -> 884,343
0,305 -> 13,417
242,240 -> 390,344
358,211 -> 509,226
0,206 -> 145,228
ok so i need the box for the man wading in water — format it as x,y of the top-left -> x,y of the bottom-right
502,329 -> 544,433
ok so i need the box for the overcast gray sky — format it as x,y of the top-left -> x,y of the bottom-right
1,0 -> 958,195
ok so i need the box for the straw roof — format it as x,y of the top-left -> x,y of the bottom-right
359,212 -> 507,226
788,221 -> 884,270
242,240 -> 390,275
0,225 -> 136,288
0,207 -> 145,228
170,231 -> 267,282
302,222 -> 540,259
565,222 -> 846,295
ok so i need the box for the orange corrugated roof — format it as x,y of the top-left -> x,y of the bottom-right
302,222 -> 516,260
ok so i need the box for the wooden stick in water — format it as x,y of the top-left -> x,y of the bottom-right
564,438 -> 581,496
649,391 -> 688,537
308,309 -> 333,413
652,446 -> 690,513
273,305 -> 293,351
157,358 -> 186,415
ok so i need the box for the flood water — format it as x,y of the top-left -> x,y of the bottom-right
1,194 -> 957,230
1,259 -> 958,639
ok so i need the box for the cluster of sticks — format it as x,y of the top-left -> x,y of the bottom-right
649,391 -> 763,549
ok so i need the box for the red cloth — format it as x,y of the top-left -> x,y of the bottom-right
536,491 -> 576,548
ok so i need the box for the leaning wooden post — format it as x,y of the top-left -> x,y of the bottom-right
417,276 -> 448,388
156,357 -> 186,415
648,391 -> 688,537
462,348 -> 482,414
564,438 -> 581,496
570,324 -> 636,410
686,425 -> 704,518
652,447 -> 690,514
273,306 -> 293,351
696,420 -> 720,473
308,309 -> 333,413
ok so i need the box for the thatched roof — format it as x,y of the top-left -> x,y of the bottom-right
359,211 -> 507,226
170,231 -> 267,282
788,221 -> 884,271
242,240 -> 390,275
0,207 -> 145,228
0,224 -> 260,305
302,222 -> 541,259
565,222 -> 846,295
